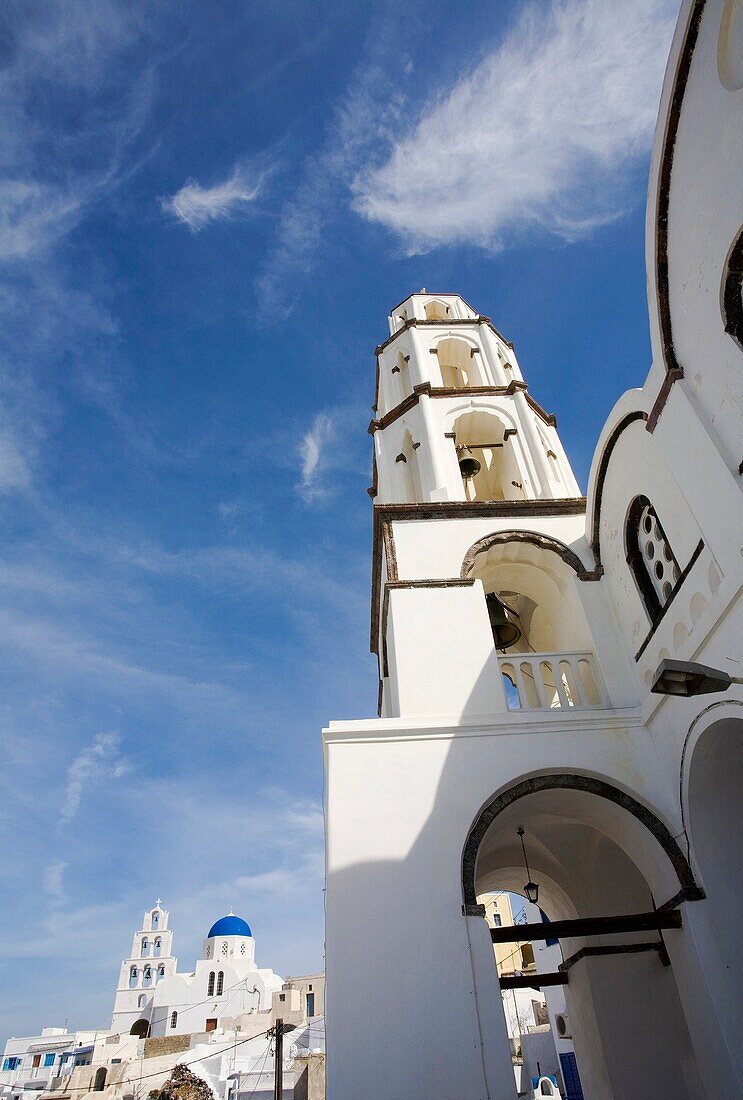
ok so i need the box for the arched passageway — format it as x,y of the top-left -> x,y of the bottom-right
687,715 -> 743,1087
464,776 -> 707,1099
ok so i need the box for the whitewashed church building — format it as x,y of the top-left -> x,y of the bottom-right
323,0 -> 743,1097
111,902 -> 283,1038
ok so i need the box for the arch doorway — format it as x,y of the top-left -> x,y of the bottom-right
92,1068 -> 107,1092
464,775 -> 706,1099
687,715 -> 743,1088
130,1019 -> 150,1038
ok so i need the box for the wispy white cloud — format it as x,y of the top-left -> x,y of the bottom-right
284,800 -> 324,835
42,860 -> 68,905
0,407 -> 35,492
0,3 -> 156,501
353,0 -> 678,253
297,413 -> 334,502
0,5 -> 154,263
0,181 -> 85,262
59,733 -> 129,826
256,17 -> 410,312
161,164 -> 264,231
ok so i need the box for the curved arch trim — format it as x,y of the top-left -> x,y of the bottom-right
461,772 -> 701,908
460,529 -> 602,581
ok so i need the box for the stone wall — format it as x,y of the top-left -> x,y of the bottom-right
143,1036 -> 191,1060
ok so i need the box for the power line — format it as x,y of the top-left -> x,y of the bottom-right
126,974 -> 261,1017
242,1041 -> 272,1100
44,1028 -> 276,1094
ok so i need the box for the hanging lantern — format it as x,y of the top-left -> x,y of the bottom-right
457,445 -> 481,480
524,881 -> 540,905
517,827 -> 540,906
486,592 -> 522,650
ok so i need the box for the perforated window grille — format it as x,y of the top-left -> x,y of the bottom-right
626,497 -> 680,620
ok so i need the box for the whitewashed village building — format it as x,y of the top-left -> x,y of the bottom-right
1,905 -> 325,1100
323,1 -> 743,1097
111,903 -> 284,1038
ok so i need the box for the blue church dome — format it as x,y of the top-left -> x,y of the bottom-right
207,914 -> 252,938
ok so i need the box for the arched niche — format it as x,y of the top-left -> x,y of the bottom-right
424,298 -> 450,321
391,350 -> 411,406
434,336 -> 484,389
395,429 -> 422,503
130,1019 -> 150,1038
451,408 -> 525,501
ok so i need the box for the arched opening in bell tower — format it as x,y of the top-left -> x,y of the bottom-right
436,337 -> 484,389
391,351 -> 411,406
465,777 -> 706,1100
452,410 -> 525,501
424,298 -> 450,321
464,536 -> 602,710
396,430 -> 422,503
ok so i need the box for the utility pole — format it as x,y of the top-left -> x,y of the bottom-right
270,1019 -> 295,1100
273,1019 -> 283,1100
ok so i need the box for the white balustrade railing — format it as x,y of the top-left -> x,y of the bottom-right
498,652 -> 604,711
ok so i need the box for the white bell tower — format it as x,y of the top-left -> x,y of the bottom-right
111,901 -> 178,1036
367,292 -> 605,723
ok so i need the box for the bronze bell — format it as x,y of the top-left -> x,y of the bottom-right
457,445 -> 481,480
486,592 -> 522,650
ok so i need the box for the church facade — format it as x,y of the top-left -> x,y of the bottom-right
323,1 -> 743,1097
111,903 -> 284,1038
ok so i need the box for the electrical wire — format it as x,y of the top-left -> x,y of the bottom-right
241,1041 -> 272,1100
42,1028 -> 276,1094
123,973 -> 260,1015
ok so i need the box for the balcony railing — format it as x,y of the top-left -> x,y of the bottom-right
499,652 -> 604,711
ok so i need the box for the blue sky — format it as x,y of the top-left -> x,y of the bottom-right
0,0 -> 679,1040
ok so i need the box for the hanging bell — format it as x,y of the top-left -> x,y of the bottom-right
486,592 -> 522,650
457,445 -> 481,480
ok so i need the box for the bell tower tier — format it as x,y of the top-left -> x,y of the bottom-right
370,291 -> 581,508
368,293 -> 624,722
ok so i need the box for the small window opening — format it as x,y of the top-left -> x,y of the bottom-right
626,497 -> 681,621
424,300 -> 450,321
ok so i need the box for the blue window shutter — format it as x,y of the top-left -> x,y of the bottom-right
559,1052 -> 584,1100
